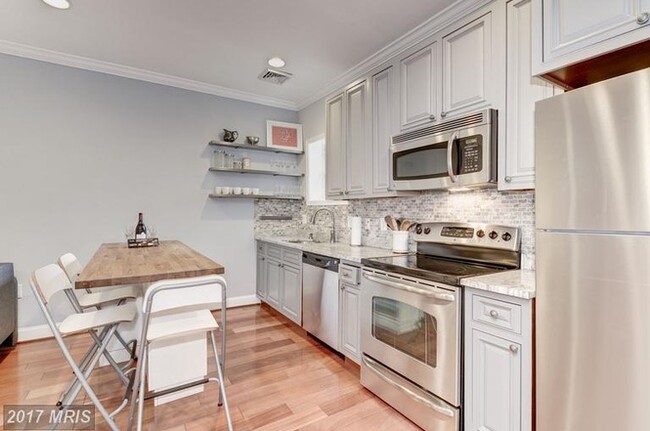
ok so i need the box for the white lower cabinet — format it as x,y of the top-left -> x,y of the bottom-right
257,242 -> 302,325
340,281 -> 361,363
464,288 -> 533,431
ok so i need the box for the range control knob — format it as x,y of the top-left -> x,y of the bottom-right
476,230 -> 485,238
423,227 -> 431,235
502,232 -> 512,241
488,231 -> 498,240
416,226 -> 423,235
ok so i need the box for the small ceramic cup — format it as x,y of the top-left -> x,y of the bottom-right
221,186 -> 232,195
213,186 -> 223,195
233,187 -> 242,195
392,231 -> 409,253
242,187 -> 251,195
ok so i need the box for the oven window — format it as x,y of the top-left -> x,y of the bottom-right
394,142 -> 451,180
371,297 -> 437,367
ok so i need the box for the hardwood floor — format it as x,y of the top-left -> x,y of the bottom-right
0,304 -> 422,430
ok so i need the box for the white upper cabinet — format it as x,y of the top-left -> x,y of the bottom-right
501,0 -> 562,190
442,12 -> 494,118
345,81 -> 370,196
371,66 -> 395,194
400,43 -> 438,130
533,0 -> 650,75
325,93 -> 346,198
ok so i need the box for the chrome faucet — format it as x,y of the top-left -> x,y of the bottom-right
311,208 -> 336,243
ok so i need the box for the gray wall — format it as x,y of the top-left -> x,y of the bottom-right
298,97 -> 326,143
0,54 -> 297,329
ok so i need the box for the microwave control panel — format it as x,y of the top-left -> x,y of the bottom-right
459,135 -> 483,174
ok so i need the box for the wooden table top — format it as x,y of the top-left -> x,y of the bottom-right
75,240 -> 225,289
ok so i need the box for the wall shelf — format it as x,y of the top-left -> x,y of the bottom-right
208,193 -> 303,200
209,140 -> 304,155
208,167 -> 304,177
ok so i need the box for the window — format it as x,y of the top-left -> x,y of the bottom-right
306,135 -> 326,203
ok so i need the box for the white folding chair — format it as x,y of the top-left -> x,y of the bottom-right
57,252 -> 139,359
31,264 -> 138,431
127,275 -> 233,431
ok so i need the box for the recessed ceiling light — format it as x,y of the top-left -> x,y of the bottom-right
268,57 -> 286,68
42,0 -> 71,10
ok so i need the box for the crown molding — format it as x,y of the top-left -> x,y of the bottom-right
0,40 -> 299,111
295,0 -> 493,110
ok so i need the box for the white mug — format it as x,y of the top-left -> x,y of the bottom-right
233,187 -> 242,195
213,186 -> 223,195
242,187 -> 251,195
222,186 -> 232,195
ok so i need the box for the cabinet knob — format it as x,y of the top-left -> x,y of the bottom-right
504,176 -> 512,183
509,344 -> 519,353
429,114 -> 436,121
440,111 -> 447,118
339,191 -> 344,196
489,310 -> 499,318
261,257 -> 265,261
637,12 -> 650,24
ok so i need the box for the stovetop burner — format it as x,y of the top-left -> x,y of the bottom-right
361,254 -> 510,285
361,222 -> 521,285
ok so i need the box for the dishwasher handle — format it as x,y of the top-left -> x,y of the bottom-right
302,252 -> 339,272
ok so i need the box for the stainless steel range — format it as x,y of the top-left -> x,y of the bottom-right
360,222 -> 520,431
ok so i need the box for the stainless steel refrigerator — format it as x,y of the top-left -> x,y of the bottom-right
536,67 -> 650,431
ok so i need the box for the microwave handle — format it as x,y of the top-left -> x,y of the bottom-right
447,131 -> 459,183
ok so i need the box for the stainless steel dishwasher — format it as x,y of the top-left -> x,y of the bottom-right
302,252 -> 340,351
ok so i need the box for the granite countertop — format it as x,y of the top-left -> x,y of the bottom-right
460,269 -> 536,300
255,236 -> 398,264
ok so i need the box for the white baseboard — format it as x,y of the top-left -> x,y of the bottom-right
17,294 -> 261,343
17,324 -> 53,342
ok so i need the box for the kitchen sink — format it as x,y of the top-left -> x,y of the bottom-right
285,239 -> 324,244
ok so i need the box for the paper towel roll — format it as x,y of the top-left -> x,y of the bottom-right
350,217 -> 362,246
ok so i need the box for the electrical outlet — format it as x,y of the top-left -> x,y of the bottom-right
379,217 -> 387,231
17,283 -> 23,299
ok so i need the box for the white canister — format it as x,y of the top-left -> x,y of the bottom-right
392,231 -> 409,253
350,217 -> 362,246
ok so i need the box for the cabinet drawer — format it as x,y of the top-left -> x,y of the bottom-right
472,294 -> 522,334
339,265 -> 360,285
267,245 -> 282,260
282,248 -> 302,267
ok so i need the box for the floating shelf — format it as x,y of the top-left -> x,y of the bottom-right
209,140 -> 304,155
208,167 -> 304,177
209,193 -> 303,200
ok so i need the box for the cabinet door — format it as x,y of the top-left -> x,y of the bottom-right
372,66 -> 395,194
280,264 -> 302,324
326,93 -> 346,198
265,257 -> 282,309
345,80 -> 370,196
542,0 -> 645,63
256,254 -> 267,300
340,283 -> 361,363
441,12 -> 494,118
468,329 -> 522,431
502,0 -> 561,190
400,42 -> 438,130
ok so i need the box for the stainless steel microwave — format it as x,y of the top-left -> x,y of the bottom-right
390,109 -> 497,191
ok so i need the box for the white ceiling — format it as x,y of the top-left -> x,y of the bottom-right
0,0 -> 456,110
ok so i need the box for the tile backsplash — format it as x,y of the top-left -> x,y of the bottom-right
255,188 -> 535,269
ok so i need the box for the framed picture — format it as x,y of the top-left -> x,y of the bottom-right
266,121 -> 303,152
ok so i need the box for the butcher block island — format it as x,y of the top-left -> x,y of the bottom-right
75,240 -> 224,289
76,240 -> 227,405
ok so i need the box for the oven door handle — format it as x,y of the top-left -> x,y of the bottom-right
447,130 -> 459,183
362,355 -> 455,418
362,273 -> 455,303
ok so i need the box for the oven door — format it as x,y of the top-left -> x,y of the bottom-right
389,124 -> 493,191
360,269 -> 461,406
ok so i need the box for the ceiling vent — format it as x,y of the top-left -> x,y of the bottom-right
258,68 -> 292,85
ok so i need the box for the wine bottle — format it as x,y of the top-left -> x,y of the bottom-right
135,212 -> 147,240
